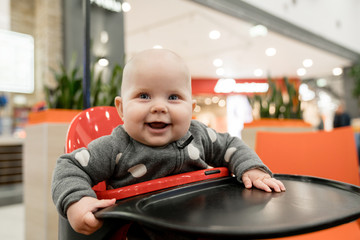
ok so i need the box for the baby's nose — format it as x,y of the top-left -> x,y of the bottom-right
150,103 -> 168,113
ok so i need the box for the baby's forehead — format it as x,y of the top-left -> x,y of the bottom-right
126,51 -> 190,77
130,50 -> 184,68
122,49 -> 191,92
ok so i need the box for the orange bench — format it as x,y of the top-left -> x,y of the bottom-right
255,126 -> 360,239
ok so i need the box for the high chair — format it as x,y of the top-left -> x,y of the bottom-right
58,108 -> 360,239
255,126 -> 360,240
58,106 -> 229,239
65,106 -> 123,191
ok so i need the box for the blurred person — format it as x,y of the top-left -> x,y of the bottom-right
333,101 -> 351,128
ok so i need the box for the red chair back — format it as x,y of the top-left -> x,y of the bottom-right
65,106 -> 123,191
66,106 -> 123,153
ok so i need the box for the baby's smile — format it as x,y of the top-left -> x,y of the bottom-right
147,122 -> 170,129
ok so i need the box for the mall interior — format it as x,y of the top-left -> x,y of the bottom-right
0,0 -> 360,239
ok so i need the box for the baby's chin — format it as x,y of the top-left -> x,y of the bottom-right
133,135 -> 184,148
138,139 -> 172,148
123,125 -> 188,147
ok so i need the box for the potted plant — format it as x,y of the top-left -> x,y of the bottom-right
28,60 -> 123,124
248,76 -> 302,120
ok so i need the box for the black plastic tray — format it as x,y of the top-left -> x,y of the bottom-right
96,174 -> 360,239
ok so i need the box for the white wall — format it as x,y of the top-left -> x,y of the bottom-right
0,0 -> 10,30
243,0 -> 360,54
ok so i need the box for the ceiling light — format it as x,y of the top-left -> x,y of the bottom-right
265,48 -> 276,56
194,105 -> 201,113
253,68 -> 263,77
302,59 -> 313,68
122,2 -> 131,12
218,99 -> 226,107
316,78 -> 327,87
213,58 -> 223,67
209,30 -> 221,40
98,57 -> 109,67
297,68 -> 306,76
212,96 -> 220,103
216,67 -> 225,76
249,25 -> 268,37
332,67 -> 343,76
153,45 -> 163,49
269,103 -> 276,115
91,0 -> 121,12
204,98 -> 212,105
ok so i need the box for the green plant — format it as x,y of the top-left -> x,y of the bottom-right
248,77 -> 302,119
44,62 -> 123,109
349,62 -> 360,105
45,62 -> 83,109
90,64 -> 123,106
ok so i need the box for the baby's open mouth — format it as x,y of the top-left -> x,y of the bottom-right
147,122 -> 169,129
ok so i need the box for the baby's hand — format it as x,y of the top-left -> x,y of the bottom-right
242,168 -> 286,193
67,196 -> 116,235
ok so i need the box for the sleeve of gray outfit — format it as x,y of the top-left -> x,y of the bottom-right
191,120 -> 272,182
51,130 -> 121,218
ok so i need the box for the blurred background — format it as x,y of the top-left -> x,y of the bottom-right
0,0 -> 359,136
0,0 -> 359,239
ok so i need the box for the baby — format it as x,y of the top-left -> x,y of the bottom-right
52,49 -> 285,236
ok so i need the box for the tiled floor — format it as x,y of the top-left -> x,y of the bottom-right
0,203 -> 24,240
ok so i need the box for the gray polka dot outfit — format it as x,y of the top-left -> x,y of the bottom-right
52,120 -> 271,217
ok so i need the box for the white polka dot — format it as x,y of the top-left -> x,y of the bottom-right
206,128 -> 217,142
224,147 -> 237,162
188,143 -> 200,160
75,149 -> 90,167
128,164 -> 147,178
115,153 -> 122,164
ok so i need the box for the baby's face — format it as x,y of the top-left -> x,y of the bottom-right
116,50 -> 195,147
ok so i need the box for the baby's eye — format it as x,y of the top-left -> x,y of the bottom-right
169,95 -> 179,100
139,93 -> 150,99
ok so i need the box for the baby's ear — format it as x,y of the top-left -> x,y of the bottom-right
114,96 -> 124,119
192,99 -> 197,111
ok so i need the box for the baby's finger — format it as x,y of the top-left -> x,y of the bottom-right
93,198 -> 116,212
274,178 -> 286,191
242,175 -> 253,189
253,179 -> 272,192
84,211 -> 103,232
264,178 -> 286,192
263,178 -> 281,192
